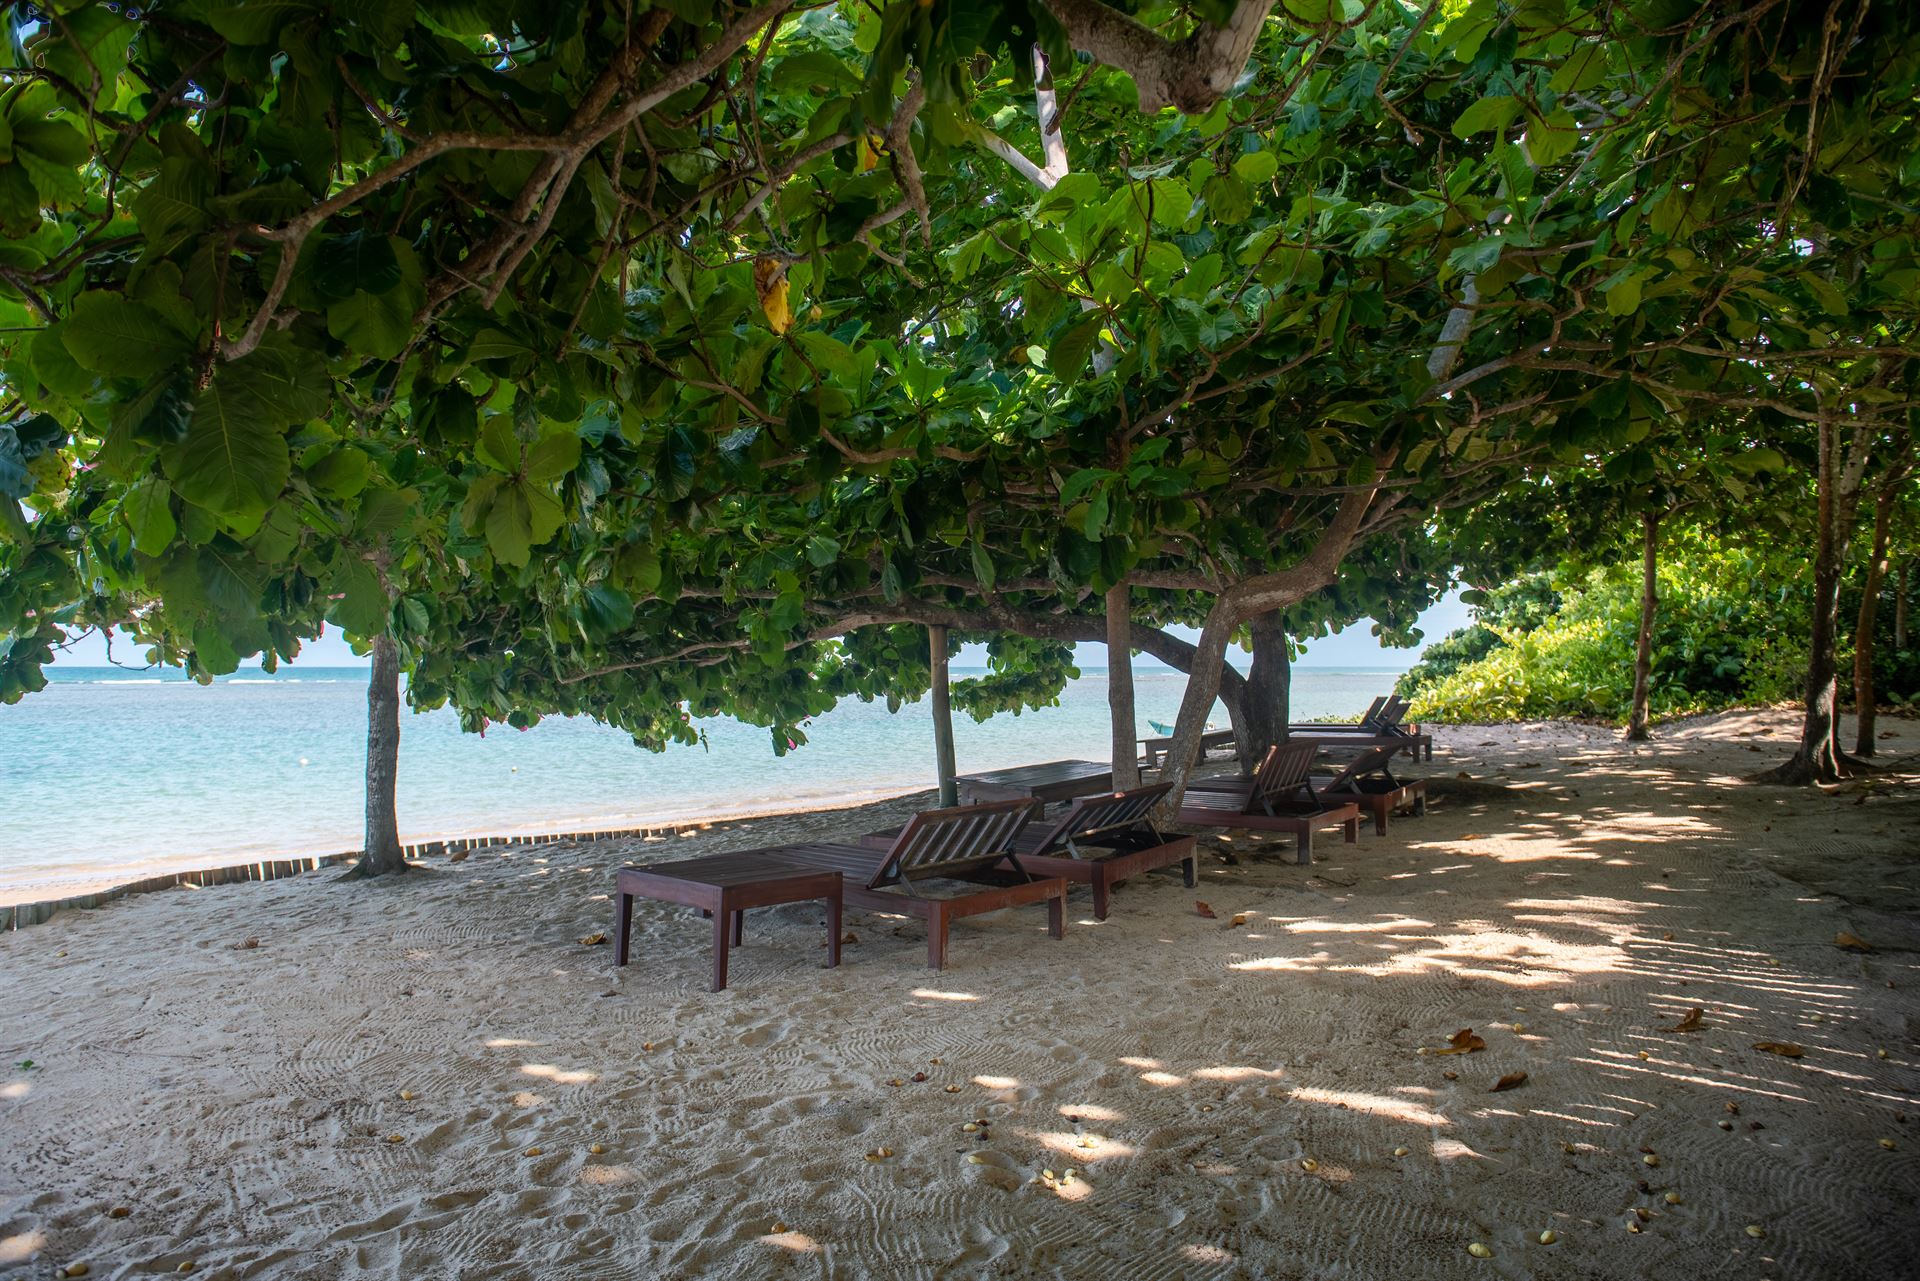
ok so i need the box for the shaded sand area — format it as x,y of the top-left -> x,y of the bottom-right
2,711 -> 1917,1280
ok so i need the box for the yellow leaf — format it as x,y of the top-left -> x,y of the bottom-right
578,932 -> 608,946
1834,931 -> 1873,952
1752,1041 -> 1804,1058
1433,1028 -> 1487,1055
753,257 -> 792,333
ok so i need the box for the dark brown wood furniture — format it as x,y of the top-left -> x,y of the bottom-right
1176,742 -> 1362,864
726,799 -> 1066,970
956,759 -> 1116,807
864,783 -> 1198,921
1139,727 -> 1236,769
1287,695 -> 1433,762
1314,744 -> 1428,836
614,854 -> 842,992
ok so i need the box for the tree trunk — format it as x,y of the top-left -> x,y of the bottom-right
1626,512 -> 1660,742
1852,485 -> 1896,756
1896,558 -> 1910,650
1764,415 -> 1852,784
349,634 -> 407,878
1237,610 -> 1291,770
1106,583 -> 1142,790
929,624 -> 958,807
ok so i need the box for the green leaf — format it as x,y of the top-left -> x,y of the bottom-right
1049,316 -> 1104,383
476,418 -> 522,473
1452,96 -> 1523,138
484,483 -> 534,566
880,557 -> 903,604
971,540 -> 997,591
201,2 -> 321,46
306,447 -> 371,499
580,584 -> 635,641
326,558 -> 389,637
131,158 -> 214,253
524,432 -> 582,483
160,364 -> 296,517
326,288 -> 412,359
1231,150 -> 1279,185
313,228 -> 401,304
61,292 -> 193,379
121,476 -> 177,555
614,541 -> 662,594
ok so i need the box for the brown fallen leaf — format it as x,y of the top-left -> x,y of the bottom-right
1433,1028 -> 1487,1056
1664,1007 -> 1705,1033
1490,1071 -> 1529,1093
578,932 -> 608,946
1227,913 -> 1250,928
447,848 -> 470,863
1195,901 -> 1217,919
1835,931 -> 1873,952
231,937 -> 261,950
1752,1041 -> 1805,1058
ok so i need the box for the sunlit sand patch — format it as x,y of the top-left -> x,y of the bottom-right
1061,1103 -> 1124,1121
1291,1086 -> 1448,1128
1117,1056 -> 1162,1069
0,1231 -> 45,1264
578,1163 -> 635,1186
1192,1065 -> 1283,1082
511,1090 -> 547,1108
1431,1138 -> 1485,1161
1282,916 -> 1435,934
484,1037 -> 540,1049
1182,1244 -> 1235,1265
909,989 -> 979,1002
759,1229 -> 821,1253
972,1075 -> 1019,1089
1,1081 -> 29,1100
1028,1130 -> 1133,1159
1230,954 -> 1325,973
1138,1070 -> 1186,1088
520,1063 -> 599,1085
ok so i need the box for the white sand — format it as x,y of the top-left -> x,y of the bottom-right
2,710 -> 1916,1280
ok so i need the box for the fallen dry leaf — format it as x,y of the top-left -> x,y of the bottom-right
1664,1007 -> 1705,1033
1195,901 -> 1217,919
841,931 -> 859,944
447,849 -> 470,863
1490,1071 -> 1529,1093
578,932 -> 608,946
230,938 -> 261,950
1433,1028 -> 1487,1056
1835,931 -> 1873,952
1752,1041 -> 1805,1058
1227,913 -> 1250,928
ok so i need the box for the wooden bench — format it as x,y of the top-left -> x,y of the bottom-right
1140,728 -> 1235,769
1177,742 -> 1361,864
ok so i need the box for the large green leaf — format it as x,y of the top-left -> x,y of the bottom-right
121,476 -> 178,555
61,292 -> 193,379
327,288 -> 412,359
160,364 -> 297,516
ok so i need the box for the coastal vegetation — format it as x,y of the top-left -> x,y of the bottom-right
0,0 -> 1916,875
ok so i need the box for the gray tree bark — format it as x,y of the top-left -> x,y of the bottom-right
1626,512 -> 1660,742
349,633 -> 408,878
1106,583 -> 1142,790
929,624 -> 958,806
1852,485 -> 1896,756
1236,610 -> 1291,770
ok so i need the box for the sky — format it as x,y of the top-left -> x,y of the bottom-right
49,589 -> 1473,671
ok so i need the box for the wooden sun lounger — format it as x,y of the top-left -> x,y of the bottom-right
864,784 -> 1198,921
738,799 -> 1067,970
1176,742 -> 1361,865
1287,695 -> 1432,761
1139,727 -> 1235,770
1314,745 -> 1428,836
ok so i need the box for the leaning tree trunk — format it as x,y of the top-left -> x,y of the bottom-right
349,633 -> 407,878
1626,512 -> 1660,742
1236,610 -> 1291,769
1852,485 -> 1896,756
1764,416 -> 1851,784
1106,583 -> 1142,790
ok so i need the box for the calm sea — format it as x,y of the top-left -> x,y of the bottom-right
0,665 -> 1398,895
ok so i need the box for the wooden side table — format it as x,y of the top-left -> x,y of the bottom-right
614,854 -> 842,992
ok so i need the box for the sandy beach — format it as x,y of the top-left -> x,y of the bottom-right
2,710 -> 1916,1280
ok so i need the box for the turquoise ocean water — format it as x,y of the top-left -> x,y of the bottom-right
0,665 -> 1399,894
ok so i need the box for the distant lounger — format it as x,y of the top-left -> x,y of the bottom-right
1176,742 -> 1361,865
1140,727 -> 1236,770
1288,694 -> 1432,761
867,784 -> 1197,921
1313,744 -> 1428,836
731,799 -> 1067,970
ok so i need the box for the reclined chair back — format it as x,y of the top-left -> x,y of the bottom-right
1029,783 -> 1173,855
869,797 -> 1037,889
1245,742 -> 1318,815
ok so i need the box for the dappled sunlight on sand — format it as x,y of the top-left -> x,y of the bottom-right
520,1063 -> 598,1085
759,1229 -> 822,1253
909,988 -> 979,1002
1027,1130 -> 1133,1160
0,1232 -> 46,1265
1292,1085 -> 1450,1128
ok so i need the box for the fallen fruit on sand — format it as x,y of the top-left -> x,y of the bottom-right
1467,1242 -> 1492,1258
1511,1023 -> 1527,1034
886,1079 -> 903,1087
1637,1050 -> 1651,1060
1752,1041 -> 1804,1058
1643,1154 -> 1659,1167
399,1090 -> 414,1101
1194,901 -> 1216,919
1539,1230 -> 1558,1244
1664,1192 -> 1682,1205
524,1147 -> 542,1157
177,1262 -> 195,1274
1393,1146 -> 1410,1157
1880,1138 -> 1896,1150
1300,1158 -> 1318,1172
589,1143 -> 606,1155
106,1207 -> 130,1219
865,1147 -> 892,1160
1746,1225 -> 1766,1238
966,1153 -> 989,1164
59,1266 -> 89,1278
963,1123 -> 979,1133
386,1134 -> 404,1144
1043,1168 -> 1057,1180
1879,1049 -> 1890,1059
771,1221 -> 788,1233
578,933 -> 607,946
944,1084 -> 962,1093
911,1072 -> 928,1082
1718,1120 -> 1734,1130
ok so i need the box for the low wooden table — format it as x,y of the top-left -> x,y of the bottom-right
957,759 -> 1114,807
614,854 -> 842,992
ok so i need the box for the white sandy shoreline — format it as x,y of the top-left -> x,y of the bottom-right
2,709 -> 1916,1281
